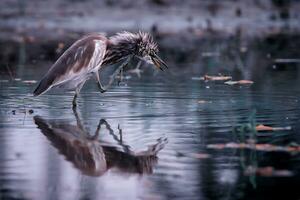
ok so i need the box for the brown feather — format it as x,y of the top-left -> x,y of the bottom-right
33,33 -> 107,96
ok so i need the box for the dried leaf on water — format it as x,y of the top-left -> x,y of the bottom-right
255,124 -> 273,131
256,124 -> 292,131
207,142 -> 300,153
244,166 -> 293,177
225,80 -> 254,85
202,75 -> 232,81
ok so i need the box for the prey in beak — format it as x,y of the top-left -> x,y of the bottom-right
150,53 -> 168,71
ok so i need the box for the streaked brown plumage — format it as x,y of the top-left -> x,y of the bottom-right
33,31 -> 168,108
34,112 -> 167,176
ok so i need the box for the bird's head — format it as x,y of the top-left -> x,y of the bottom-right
135,32 -> 168,71
108,31 -> 168,70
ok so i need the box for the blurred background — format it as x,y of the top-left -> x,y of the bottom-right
1,0 -> 300,77
0,1 -> 300,200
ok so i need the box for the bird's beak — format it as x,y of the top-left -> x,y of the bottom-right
151,53 -> 168,71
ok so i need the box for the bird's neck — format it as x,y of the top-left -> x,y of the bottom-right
102,33 -> 140,66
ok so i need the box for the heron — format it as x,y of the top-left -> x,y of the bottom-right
33,31 -> 168,108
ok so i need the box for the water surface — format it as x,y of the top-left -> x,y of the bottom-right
1,47 -> 300,200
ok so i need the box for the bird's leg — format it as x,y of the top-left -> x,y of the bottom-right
94,72 -> 107,93
108,56 -> 131,87
72,82 -> 85,109
72,92 -> 78,109
96,56 -> 132,92
128,60 -> 143,78
94,56 -> 131,94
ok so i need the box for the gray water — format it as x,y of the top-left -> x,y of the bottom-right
1,48 -> 300,199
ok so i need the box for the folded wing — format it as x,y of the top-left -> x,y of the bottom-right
33,33 -> 107,96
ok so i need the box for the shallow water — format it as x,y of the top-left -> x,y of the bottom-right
1,57 -> 300,199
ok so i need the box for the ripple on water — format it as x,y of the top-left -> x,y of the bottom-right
0,79 -> 300,200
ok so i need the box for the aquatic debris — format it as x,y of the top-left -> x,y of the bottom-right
207,142 -> 300,153
11,109 -> 34,115
23,80 -> 37,84
191,75 -> 232,81
14,78 -> 21,81
203,75 -> 232,81
256,124 -> 291,132
244,166 -> 293,177
225,80 -> 254,85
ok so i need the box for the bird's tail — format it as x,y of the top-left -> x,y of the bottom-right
33,76 -> 54,96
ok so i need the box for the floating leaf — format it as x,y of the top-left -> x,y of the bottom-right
207,142 -> 300,153
256,124 -> 273,131
202,75 -> 232,81
256,124 -> 292,131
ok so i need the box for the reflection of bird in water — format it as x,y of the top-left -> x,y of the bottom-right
33,32 -> 168,108
33,110 -> 167,176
